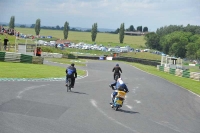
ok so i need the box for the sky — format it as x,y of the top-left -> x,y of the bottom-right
0,0 -> 200,32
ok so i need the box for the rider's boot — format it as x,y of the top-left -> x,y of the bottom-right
110,97 -> 114,105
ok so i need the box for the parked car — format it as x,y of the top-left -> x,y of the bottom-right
57,44 -> 65,49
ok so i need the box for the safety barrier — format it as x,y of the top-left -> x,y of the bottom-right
175,69 -> 183,76
0,52 -> 43,64
164,67 -> 170,73
157,65 -> 200,81
42,52 -> 63,58
182,70 -> 190,78
169,68 -> 176,75
0,51 -> 6,61
190,72 -> 200,81
113,57 -> 160,66
159,65 -> 164,71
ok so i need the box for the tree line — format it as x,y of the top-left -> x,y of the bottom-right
8,16 -> 142,43
144,25 -> 200,60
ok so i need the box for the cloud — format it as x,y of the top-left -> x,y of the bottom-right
1,0 -> 199,31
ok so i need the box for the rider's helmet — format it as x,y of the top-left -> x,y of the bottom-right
116,64 -> 119,66
117,78 -> 124,84
71,63 -> 75,66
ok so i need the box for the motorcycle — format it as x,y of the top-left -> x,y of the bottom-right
111,91 -> 127,111
114,73 -> 120,82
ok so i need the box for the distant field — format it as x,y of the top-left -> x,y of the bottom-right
0,27 -> 158,59
12,27 -> 146,48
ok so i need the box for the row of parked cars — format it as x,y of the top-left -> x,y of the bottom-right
36,40 -> 135,53
67,42 -> 135,53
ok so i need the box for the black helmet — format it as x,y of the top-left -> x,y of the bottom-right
116,64 -> 119,66
71,63 -> 75,66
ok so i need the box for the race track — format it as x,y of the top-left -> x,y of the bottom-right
0,60 -> 200,133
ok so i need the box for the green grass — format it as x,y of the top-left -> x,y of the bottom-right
46,58 -> 87,66
127,62 -> 200,95
188,66 -> 200,72
0,62 -> 86,78
121,52 -> 161,60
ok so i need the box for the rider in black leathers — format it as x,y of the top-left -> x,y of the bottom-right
112,64 -> 122,80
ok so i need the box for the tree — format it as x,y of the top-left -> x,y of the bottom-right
35,19 -> 41,35
160,31 -> 192,57
9,16 -> 15,29
143,27 -> 148,32
129,25 -> 134,31
30,24 -> 35,28
56,25 -> 60,30
115,28 -> 119,34
91,23 -> 98,42
119,23 -> 125,43
186,36 -> 200,60
63,21 -> 69,39
144,32 -> 161,50
20,25 -> 26,28
137,26 -> 142,32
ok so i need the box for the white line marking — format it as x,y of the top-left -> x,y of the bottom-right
90,99 -> 140,133
77,70 -> 88,80
151,120 -> 182,133
134,100 -> 141,104
125,105 -> 133,109
17,84 -> 49,98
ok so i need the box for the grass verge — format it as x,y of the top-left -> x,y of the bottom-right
0,62 -> 86,78
46,58 -> 87,66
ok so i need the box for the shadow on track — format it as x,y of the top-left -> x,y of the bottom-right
118,109 -> 139,114
70,91 -> 88,95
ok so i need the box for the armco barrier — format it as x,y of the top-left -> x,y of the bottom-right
20,54 -> 33,63
113,57 -> 160,66
77,55 -> 100,60
4,52 -> 21,63
42,52 -> 63,58
0,52 -> 43,64
0,52 -> 6,61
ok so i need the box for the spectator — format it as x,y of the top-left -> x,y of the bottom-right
3,36 -> 9,51
37,47 -> 42,56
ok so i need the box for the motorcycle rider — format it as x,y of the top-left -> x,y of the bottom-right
112,64 -> 122,80
109,77 -> 129,104
66,63 -> 77,88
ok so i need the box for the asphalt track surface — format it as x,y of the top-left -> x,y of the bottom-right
0,60 -> 200,133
